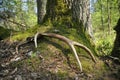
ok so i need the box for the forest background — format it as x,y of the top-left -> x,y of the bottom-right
0,0 -> 119,56
0,0 -> 120,79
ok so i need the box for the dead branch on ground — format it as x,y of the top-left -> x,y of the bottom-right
0,15 -> 27,28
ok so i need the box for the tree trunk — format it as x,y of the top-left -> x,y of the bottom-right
63,0 -> 73,9
37,0 -> 47,24
100,0 -> 104,31
36,0 -> 94,39
71,0 -> 94,39
107,0 -> 111,35
111,18 -> 120,59
45,0 -> 57,21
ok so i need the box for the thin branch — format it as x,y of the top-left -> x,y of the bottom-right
0,15 -> 27,28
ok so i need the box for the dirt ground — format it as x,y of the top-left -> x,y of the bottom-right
0,40 -> 120,80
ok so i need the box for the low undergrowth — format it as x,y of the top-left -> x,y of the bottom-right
95,30 -> 115,56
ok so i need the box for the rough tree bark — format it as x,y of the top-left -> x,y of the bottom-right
111,18 -> 120,59
71,0 -> 94,39
63,0 -> 73,9
37,0 -> 47,24
45,0 -> 57,21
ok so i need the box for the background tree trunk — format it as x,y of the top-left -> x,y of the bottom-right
71,0 -> 94,39
100,0 -> 104,31
111,18 -> 120,59
37,0 -> 47,24
107,0 -> 111,35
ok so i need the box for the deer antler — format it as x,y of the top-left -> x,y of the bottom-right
34,32 -> 96,72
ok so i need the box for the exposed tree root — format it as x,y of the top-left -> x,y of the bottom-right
34,32 -> 97,72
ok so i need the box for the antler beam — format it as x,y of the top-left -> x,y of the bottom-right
34,32 -> 97,72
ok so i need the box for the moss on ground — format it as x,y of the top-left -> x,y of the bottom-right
5,20 -> 108,79
10,36 -> 106,79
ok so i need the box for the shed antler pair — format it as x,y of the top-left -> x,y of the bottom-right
34,32 -> 96,72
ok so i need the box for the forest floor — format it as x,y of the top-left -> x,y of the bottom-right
0,40 -> 120,80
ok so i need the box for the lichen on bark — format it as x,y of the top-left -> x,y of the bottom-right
44,0 -> 70,22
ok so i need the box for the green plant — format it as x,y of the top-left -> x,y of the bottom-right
97,40 -> 113,56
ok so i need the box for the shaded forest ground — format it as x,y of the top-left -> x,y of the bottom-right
0,38 -> 120,80
0,24 -> 120,80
